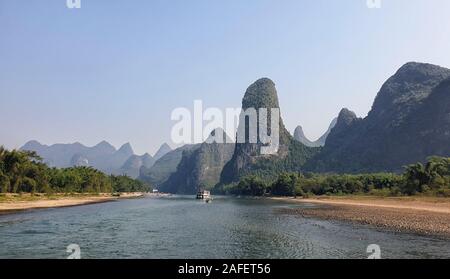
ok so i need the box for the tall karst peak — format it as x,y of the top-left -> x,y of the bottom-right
293,125 -> 314,147
242,78 -> 280,110
219,78 -> 317,184
240,77 -> 291,148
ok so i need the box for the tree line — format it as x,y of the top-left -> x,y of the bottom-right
0,147 -> 152,194
215,156 -> 450,197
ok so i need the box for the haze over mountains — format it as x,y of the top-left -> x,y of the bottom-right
20,141 -> 172,179
19,62 -> 450,194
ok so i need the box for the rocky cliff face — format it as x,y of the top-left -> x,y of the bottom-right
138,144 -> 200,186
159,129 -> 235,194
220,78 -> 318,184
307,62 -> 450,172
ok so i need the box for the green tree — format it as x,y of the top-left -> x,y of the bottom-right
271,173 -> 298,196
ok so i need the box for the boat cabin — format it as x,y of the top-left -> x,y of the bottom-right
196,190 -> 211,200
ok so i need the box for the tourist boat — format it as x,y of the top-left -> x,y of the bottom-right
196,190 -> 211,201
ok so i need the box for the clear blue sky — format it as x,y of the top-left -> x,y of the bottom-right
1,0 -> 450,155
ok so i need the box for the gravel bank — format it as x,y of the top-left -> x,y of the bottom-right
276,197 -> 450,238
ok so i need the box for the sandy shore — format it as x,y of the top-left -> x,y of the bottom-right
274,196 -> 450,238
0,193 -> 145,214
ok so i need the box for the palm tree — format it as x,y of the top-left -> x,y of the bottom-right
0,149 -> 39,193
404,163 -> 428,194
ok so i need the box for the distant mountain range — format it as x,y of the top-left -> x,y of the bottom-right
20,141 -> 172,179
293,118 -> 337,147
19,61 -> 450,192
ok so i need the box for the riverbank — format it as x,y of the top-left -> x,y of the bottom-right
274,196 -> 450,238
0,193 -> 146,214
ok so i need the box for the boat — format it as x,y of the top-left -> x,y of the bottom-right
196,190 -> 211,201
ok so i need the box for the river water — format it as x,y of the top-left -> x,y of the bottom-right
0,196 -> 449,259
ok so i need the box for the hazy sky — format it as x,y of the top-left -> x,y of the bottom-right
1,0 -> 450,155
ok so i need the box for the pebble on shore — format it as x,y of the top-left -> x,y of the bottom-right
279,204 -> 450,238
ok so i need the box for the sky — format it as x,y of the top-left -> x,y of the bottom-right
1,0 -> 450,155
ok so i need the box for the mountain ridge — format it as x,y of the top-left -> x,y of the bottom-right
293,117 -> 337,147
20,140 -> 146,176
307,62 -> 450,172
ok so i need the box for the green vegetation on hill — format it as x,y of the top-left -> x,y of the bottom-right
0,147 -> 151,194
215,157 -> 450,197
230,138 -> 320,182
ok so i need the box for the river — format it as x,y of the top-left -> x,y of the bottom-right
0,196 -> 449,259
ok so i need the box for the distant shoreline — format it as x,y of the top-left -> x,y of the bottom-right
0,193 -> 154,214
273,196 -> 450,238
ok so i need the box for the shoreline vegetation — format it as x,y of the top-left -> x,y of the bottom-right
0,146 -> 155,213
214,157 -> 450,198
273,196 -> 450,238
0,147 -> 152,194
